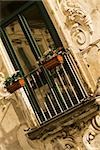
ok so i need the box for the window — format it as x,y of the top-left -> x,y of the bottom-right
23,4 -> 55,55
0,1 -> 88,125
5,20 -> 37,75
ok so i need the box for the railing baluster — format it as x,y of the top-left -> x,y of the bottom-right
67,54 -> 88,97
35,111 -> 42,124
56,68 -> 74,107
36,70 -> 44,85
31,74 -> 46,106
44,101 -> 52,118
40,107 -> 47,121
27,78 -> 33,89
36,70 -> 63,115
51,88 -> 63,112
47,94 -> 58,115
61,64 -> 80,104
31,74 -> 38,88
54,79 -> 69,109
64,54 -> 86,98
26,76 -> 45,123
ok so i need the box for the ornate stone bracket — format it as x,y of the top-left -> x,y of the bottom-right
83,114 -> 100,150
50,136 -> 78,150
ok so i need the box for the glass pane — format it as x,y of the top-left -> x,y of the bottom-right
23,4 -> 56,55
5,20 -> 37,75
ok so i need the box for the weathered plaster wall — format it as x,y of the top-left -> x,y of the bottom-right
79,0 -> 100,41
0,44 -> 22,149
0,39 -> 35,149
78,0 -> 100,84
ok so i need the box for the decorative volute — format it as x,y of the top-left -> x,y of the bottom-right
83,114 -> 100,150
57,0 -> 94,50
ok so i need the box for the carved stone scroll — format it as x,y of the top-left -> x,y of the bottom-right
57,0 -> 93,50
83,114 -> 100,150
50,136 -> 78,150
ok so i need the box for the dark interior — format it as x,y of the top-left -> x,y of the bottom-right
0,1 -> 27,22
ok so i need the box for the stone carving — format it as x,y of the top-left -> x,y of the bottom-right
57,0 -> 93,50
83,114 -> 100,150
51,138 -> 64,150
94,77 -> 100,97
49,131 -> 78,150
0,72 -> 9,100
82,39 -> 100,85
51,137 -> 78,150
92,114 -> 100,132
86,131 -> 95,145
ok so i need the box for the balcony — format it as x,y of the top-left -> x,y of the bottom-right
24,50 -> 89,125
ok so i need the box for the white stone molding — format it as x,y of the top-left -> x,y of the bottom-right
92,114 -> 100,132
83,114 -> 100,150
50,136 -> 79,150
94,78 -> 100,97
17,124 -> 34,150
57,0 -> 93,50
43,131 -> 79,150
81,39 -> 100,55
0,72 -> 10,100
82,39 -> 100,85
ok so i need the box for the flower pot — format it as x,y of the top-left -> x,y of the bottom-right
43,55 -> 63,70
6,79 -> 25,93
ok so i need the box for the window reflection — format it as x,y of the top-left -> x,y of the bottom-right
5,3 -> 56,75
23,4 -> 55,54
5,20 -> 37,75
4,4 -> 57,113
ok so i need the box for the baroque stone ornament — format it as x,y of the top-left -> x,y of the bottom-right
82,39 -> 100,85
92,114 -> 100,132
83,114 -> 100,150
0,72 -> 10,100
57,0 -> 93,50
50,134 -> 78,150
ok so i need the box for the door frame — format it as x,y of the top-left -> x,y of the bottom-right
0,1 -> 63,124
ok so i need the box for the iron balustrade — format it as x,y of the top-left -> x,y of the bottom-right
24,52 -> 88,124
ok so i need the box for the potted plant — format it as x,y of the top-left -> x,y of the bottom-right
42,47 -> 64,70
4,71 -> 25,93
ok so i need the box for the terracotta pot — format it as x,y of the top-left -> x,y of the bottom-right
43,55 -> 63,70
6,79 -> 25,93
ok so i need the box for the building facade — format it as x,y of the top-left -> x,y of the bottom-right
0,0 -> 100,150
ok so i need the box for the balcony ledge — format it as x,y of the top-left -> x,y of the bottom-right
26,98 -> 98,140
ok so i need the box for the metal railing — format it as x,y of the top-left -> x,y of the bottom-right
24,52 -> 88,124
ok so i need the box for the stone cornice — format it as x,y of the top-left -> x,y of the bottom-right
26,98 -> 98,140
